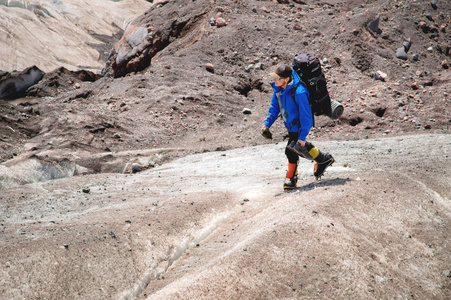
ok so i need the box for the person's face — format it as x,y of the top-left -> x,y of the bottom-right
274,77 -> 289,88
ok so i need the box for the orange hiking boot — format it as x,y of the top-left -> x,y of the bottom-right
284,163 -> 298,190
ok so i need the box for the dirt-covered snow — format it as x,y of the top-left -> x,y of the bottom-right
1,134 -> 450,299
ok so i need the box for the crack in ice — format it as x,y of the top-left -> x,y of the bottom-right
118,211 -> 233,300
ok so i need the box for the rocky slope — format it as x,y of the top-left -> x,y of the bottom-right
0,0 -> 450,181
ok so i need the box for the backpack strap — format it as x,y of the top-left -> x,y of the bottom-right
307,74 -> 324,85
291,83 -> 299,106
291,82 -> 315,127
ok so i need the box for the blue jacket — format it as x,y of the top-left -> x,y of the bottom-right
264,69 -> 313,141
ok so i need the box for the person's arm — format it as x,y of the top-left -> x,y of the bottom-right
264,93 -> 280,128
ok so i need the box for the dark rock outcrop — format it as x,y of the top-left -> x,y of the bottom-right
0,66 -> 44,99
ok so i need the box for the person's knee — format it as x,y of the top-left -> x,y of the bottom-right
285,149 -> 299,164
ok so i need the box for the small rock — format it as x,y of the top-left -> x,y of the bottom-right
403,39 -> 411,52
439,24 -> 446,33
205,63 -> 215,73
411,82 -> 420,90
82,188 -> 90,194
396,47 -> 408,60
73,83 -> 81,89
125,220 -> 132,224
374,71 -> 387,81
254,62 -> 264,70
427,47 -> 434,53
245,64 -> 253,73
441,60 -> 449,69
412,54 -> 420,61
215,17 -> 227,27
242,108 -> 252,115
368,15 -> 381,34
132,163 -> 142,173
431,0 -> 437,10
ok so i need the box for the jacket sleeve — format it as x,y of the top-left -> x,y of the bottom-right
296,90 -> 313,141
264,93 -> 280,128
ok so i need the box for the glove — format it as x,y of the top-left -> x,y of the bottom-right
261,127 -> 272,139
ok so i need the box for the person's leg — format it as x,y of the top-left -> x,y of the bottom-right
287,141 -> 334,179
284,133 -> 299,190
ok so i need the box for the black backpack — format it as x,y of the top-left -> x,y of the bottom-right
291,54 -> 343,122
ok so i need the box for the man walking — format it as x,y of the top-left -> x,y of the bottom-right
261,64 -> 334,190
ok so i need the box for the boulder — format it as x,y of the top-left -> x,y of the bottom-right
102,0 -> 212,78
